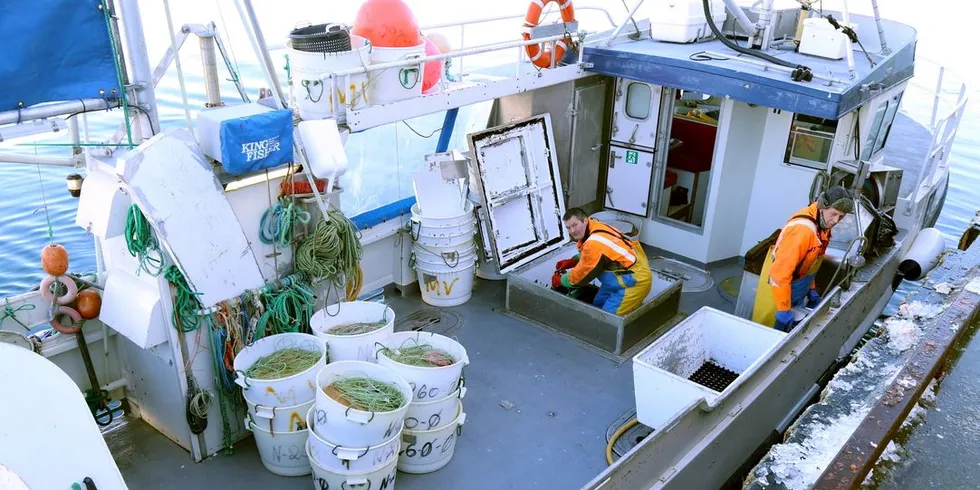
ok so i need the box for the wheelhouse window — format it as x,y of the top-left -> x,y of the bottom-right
784,113 -> 839,170
862,91 -> 903,159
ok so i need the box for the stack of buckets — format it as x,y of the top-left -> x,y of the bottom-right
234,332 -> 328,477
410,201 -> 479,307
306,303 -> 469,485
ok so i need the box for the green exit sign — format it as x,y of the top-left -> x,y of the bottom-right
625,150 -> 639,165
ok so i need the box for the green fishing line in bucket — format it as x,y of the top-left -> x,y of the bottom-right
325,308 -> 389,336
244,347 -> 320,380
380,340 -> 456,367
325,376 -> 405,412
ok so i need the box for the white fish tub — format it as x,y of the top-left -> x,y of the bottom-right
632,306 -> 786,431
504,242 -> 683,357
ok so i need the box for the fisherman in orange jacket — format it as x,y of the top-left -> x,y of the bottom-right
753,186 -> 855,332
552,208 -> 652,316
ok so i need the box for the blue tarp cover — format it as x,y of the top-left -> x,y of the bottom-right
0,1 -> 120,111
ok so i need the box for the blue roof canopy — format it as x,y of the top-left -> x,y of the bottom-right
0,0 -> 121,111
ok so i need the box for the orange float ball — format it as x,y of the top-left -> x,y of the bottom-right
41,243 -> 69,276
421,36 -> 442,93
76,289 -> 103,320
351,0 -> 420,48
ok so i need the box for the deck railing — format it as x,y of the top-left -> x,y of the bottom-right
899,58 -> 970,212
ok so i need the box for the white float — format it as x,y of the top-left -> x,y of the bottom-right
233,333 -> 327,407
398,400 -> 466,474
245,416 -> 312,477
404,387 -> 466,432
375,331 -> 469,401
306,406 -> 401,473
308,441 -> 398,490
310,301 -> 395,363
313,360 -> 413,447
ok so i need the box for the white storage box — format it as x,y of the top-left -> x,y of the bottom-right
798,17 -> 858,60
195,103 -> 274,163
632,306 -> 785,431
645,0 -> 726,44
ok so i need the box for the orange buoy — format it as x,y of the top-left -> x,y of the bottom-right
76,289 -> 103,320
421,36 -> 442,93
522,0 -> 577,69
41,243 -> 69,276
351,0 -> 420,48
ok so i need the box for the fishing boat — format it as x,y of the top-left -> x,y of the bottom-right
0,0 -> 974,489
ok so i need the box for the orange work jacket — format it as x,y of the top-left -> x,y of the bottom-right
768,203 -> 832,311
567,218 -> 638,287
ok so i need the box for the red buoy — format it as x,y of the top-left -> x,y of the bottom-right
422,36 -> 442,93
351,0 -> 420,48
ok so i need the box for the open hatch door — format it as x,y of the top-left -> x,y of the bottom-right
467,114 -> 569,274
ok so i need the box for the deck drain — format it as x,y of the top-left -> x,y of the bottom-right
605,409 -> 654,461
394,309 -> 464,338
688,360 -> 739,392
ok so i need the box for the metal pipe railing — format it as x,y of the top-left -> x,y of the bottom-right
0,98 -> 119,126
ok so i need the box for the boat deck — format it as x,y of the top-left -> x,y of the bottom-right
109,249 -> 740,490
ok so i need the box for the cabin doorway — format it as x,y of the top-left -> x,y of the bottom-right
654,89 -> 723,229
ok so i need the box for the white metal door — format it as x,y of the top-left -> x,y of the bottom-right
610,78 -> 662,150
605,145 -> 654,217
467,114 -> 568,274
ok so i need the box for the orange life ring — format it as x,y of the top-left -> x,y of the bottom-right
522,0 -> 576,69
51,305 -> 83,335
40,275 -> 78,305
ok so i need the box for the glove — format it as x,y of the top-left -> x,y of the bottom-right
774,310 -> 794,332
551,272 -> 563,289
806,289 -> 821,308
556,258 -> 578,271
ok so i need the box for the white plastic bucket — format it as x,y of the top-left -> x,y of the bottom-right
306,406 -> 401,473
410,202 -> 475,235
415,258 -> 477,307
313,360 -> 413,447
310,301 -> 395,363
412,243 -> 477,270
375,331 -> 469,401
233,333 -> 327,407
308,440 -> 398,490
367,41 -> 425,105
245,416 -> 312,477
288,35 -> 372,122
404,386 -> 466,432
398,400 -> 466,474
245,392 -> 314,435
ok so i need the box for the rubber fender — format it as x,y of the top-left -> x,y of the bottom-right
898,227 -> 946,281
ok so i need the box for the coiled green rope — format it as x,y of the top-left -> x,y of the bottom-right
165,265 -> 203,332
256,282 -> 315,337
326,377 -> 406,412
259,198 -> 310,247
125,204 -> 165,276
295,208 -> 362,282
